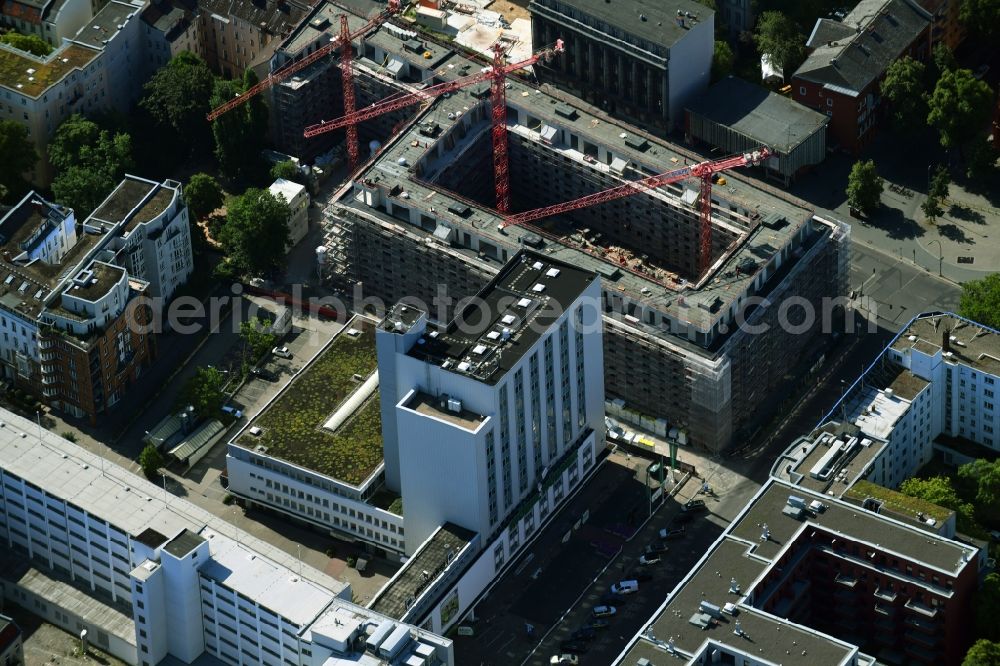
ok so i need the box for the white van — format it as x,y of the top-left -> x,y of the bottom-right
611,580 -> 639,595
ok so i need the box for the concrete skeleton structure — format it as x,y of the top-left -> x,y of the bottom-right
528,0 -> 714,131
314,18 -> 850,453
615,477 -> 982,666
0,175 -> 193,422
0,406 -> 454,666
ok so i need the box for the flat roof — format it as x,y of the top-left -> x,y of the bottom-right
66,261 -> 125,300
686,75 -> 830,153
529,0 -> 712,51
619,478 -> 978,664
163,528 -> 207,558
787,425 -> 887,496
385,250 -> 596,384
237,317 -> 384,484
891,313 -> 1000,375
369,522 -> 476,619
405,391 -> 486,431
0,406 -> 349,598
72,0 -> 137,49
0,42 -> 99,97
91,178 -> 157,226
843,479 -> 954,525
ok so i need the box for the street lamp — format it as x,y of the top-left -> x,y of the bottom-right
928,239 -> 943,276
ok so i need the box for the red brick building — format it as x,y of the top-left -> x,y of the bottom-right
793,0 -> 932,154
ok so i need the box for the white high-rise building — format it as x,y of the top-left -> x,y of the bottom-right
376,250 -> 606,552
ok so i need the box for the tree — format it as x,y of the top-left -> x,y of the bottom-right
240,317 -> 276,362
754,11 -> 805,74
965,640 -> 1000,666
929,164 -> 950,201
184,173 -> 224,219
176,366 -> 226,420
966,137 -> 998,179
880,56 -> 927,133
921,193 -> 943,223
976,575 -> 1000,642
958,459 -> 1000,506
0,32 -> 52,56
139,442 -> 165,480
711,41 -> 735,82
927,68 -> 994,149
217,188 -> 290,278
210,70 -> 267,180
899,475 -> 978,534
0,120 -> 37,199
931,43 -> 957,79
959,0 -> 1000,39
846,160 -> 883,216
959,273 -> 1000,330
270,160 -> 306,184
49,115 -> 133,216
140,52 -> 215,157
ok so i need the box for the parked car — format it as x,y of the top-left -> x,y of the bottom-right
639,553 -> 660,566
658,525 -> 686,540
583,618 -> 610,630
251,367 -> 279,382
646,540 -> 669,554
592,605 -> 617,618
611,580 -> 639,595
550,656 -> 579,665
682,499 -> 707,512
272,345 -> 293,359
570,627 -> 596,642
221,404 -> 243,419
559,641 -> 589,655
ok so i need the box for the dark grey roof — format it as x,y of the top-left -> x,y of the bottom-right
72,1 -> 137,49
198,0 -> 308,37
529,0 -> 712,50
134,527 -> 170,548
140,0 -> 197,40
806,17 -> 857,47
686,76 -> 830,153
794,0 -> 931,94
163,528 -> 206,558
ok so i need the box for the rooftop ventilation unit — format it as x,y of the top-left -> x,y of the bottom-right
517,297 -> 532,308
531,261 -> 544,270
531,283 -> 546,293
472,344 -> 487,355
447,398 -> 462,412
545,267 -> 561,278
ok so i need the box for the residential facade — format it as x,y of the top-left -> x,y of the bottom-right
269,177 -> 309,248
793,0 -> 931,153
529,0 -> 714,130
0,176 -> 193,423
0,0 -> 91,46
0,406 -> 454,666
0,615 -> 23,666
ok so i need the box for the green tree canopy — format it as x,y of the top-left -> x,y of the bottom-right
932,43 -> 957,79
958,459 -> 1000,506
140,52 -> 215,156
270,160 -> 306,184
927,68 -> 994,149
0,120 -> 36,201
959,0 -> 1000,39
921,193 -> 943,223
965,640 -> 1000,666
184,173 -> 224,220
711,41 -> 734,81
977,575 -> 1000,642
49,115 -> 133,217
218,188 -> 290,278
846,160 -> 883,216
176,366 -> 226,420
880,56 -> 927,133
899,475 -> 978,534
240,317 -> 277,362
754,11 -> 805,74
210,70 -> 267,180
929,164 -> 950,201
959,273 -> 1000,330
0,32 -> 52,56
138,442 -> 165,479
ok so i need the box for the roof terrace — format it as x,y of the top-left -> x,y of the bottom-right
237,318 -> 383,485
0,42 -> 99,97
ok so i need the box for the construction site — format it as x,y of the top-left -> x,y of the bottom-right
211,0 -> 851,452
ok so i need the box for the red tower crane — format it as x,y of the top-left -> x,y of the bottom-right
303,40 -> 565,213
205,0 -> 402,123
501,148 -> 771,276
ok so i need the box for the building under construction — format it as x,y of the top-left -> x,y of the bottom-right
286,7 -> 850,452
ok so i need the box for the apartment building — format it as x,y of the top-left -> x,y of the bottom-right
529,0 -> 714,130
616,478 -> 980,666
0,0 -> 91,46
794,0 -> 931,153
0,614 -> 23,666
0,0 -> 144,184
0,406 -> 454,666
269,177 -> 309,248
139,0 -> 199,74
0,176 -> 192,422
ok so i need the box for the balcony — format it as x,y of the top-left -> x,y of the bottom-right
835,573 -> 858,588
904,598 -> 939,618
874,587 -> 898,602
